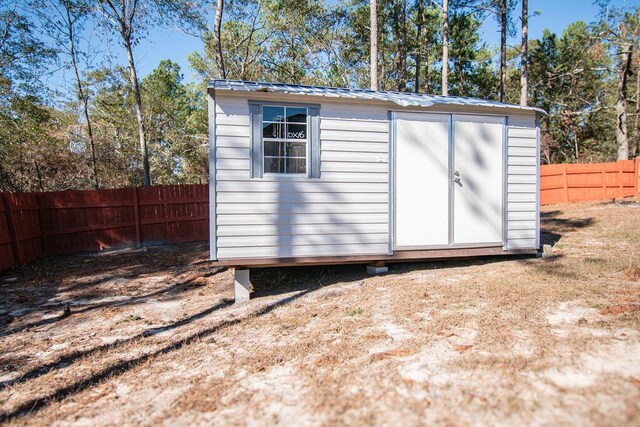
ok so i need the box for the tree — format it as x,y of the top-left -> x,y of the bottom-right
0,1 -> 56,191
97,0 -> 152,185
142,60 -> 207,183
370,0 -> 378,90
520,0 -> 528,106
442,0 -> 449,95
391,0 -> 407,91
448,12 -> 496,98
39,0 -> 100,189
499,0 -> 507,102
213,0 -> 226,79
97,0 -> 204,185
633,40 -> 640,158
190,0 -> 272,83
528,24 -> 612,163
597,5 -> 639,160
414,0 -> 423,92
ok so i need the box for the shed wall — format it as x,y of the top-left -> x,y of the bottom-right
505,118 -> 539,250
214,94 -> 390,259
212,92 -> 540,260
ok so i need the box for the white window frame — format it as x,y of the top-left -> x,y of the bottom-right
249,100 -> 320,179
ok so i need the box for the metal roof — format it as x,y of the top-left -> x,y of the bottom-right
210,80 -> 545,114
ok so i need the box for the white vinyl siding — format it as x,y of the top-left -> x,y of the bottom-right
506,124 -> 539,250
212,91 -> 540,261
214,95 -> 389,260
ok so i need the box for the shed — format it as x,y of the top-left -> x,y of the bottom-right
207,80 -> 543,302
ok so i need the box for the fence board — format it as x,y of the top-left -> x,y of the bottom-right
0,194 -> 16,269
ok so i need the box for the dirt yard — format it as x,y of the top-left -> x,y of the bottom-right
1,200 -> 639,426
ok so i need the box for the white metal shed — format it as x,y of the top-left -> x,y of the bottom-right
207,80 -> 543,301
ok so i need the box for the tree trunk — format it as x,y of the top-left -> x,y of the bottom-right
616,43 -> 633,160
500,0 -> 507,103
213,0 -> 226,79
633,60 -> 639,158
124,37 -> 151,186
424,45 -> 430,93
442,0 -> 449,96
520,0 -> 528,106
415,0 -> 423,92
393,0 -> 407,91
370,0 -> 378,90
65,3 -> 99,189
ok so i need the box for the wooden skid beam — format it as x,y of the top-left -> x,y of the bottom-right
210,247 -> 537,269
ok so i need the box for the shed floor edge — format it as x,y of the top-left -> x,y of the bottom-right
209,246 -> 537,269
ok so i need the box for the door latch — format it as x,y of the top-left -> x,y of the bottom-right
453,171 -> 462,186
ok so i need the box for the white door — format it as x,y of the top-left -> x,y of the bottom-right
452,115 -> 504,246
394,113 -> 450,248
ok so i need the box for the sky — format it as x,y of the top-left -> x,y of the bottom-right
46,0 -> 638,90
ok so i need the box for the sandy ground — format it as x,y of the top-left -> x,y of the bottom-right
0,200 -> 639,426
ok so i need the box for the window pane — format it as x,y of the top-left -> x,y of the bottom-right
263,122 -> 284,139
264,141 -> 285,157
286,141 -> 306,158
286,158 -> 306,174
263,106 -> 285,122
286,123 -> 307,140
265,157 -> 285,173
286,107 -> 307,123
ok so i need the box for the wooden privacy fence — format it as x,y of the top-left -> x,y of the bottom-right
540,159 -> 640,205
0,185 -> 208,271
1,160 -> 639,271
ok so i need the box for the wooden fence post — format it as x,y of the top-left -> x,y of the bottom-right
563,164 -> 569,203
636,157 -> 640,197
133,186 -> 141,248
601,167 -> 607,199
3,192 -> 21,264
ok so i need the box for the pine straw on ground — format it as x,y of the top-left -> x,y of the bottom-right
1,199 -> 639,426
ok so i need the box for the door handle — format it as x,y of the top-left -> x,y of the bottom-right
453,177 -> 462,186
454,171 -> 460,177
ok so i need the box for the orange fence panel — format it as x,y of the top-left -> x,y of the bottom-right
540,160 -> 639,205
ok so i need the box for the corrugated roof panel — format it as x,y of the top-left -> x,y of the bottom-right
210,80 -> 545,114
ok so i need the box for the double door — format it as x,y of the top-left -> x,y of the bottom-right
394,112 -> 505,249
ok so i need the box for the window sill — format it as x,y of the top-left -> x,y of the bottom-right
261,173 -> 314,181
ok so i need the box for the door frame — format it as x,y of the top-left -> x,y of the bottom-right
389,110 -> 508,252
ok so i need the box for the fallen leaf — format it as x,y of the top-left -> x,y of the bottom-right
453,344 -> 473,353
371,349 -> 417,361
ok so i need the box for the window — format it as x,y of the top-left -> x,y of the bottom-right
249,102 -> 320,179
262,106 -> 308,174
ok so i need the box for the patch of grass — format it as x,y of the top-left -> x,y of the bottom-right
348,307 -> 364,316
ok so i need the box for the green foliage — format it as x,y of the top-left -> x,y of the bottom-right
527,24 -> 615,163
1,0 -> 639,192
448,12 -> 498,99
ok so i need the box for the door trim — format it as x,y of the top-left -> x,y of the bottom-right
388,111 -> 396,255
390,112 -> 507,251
448,114 -> 454,246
